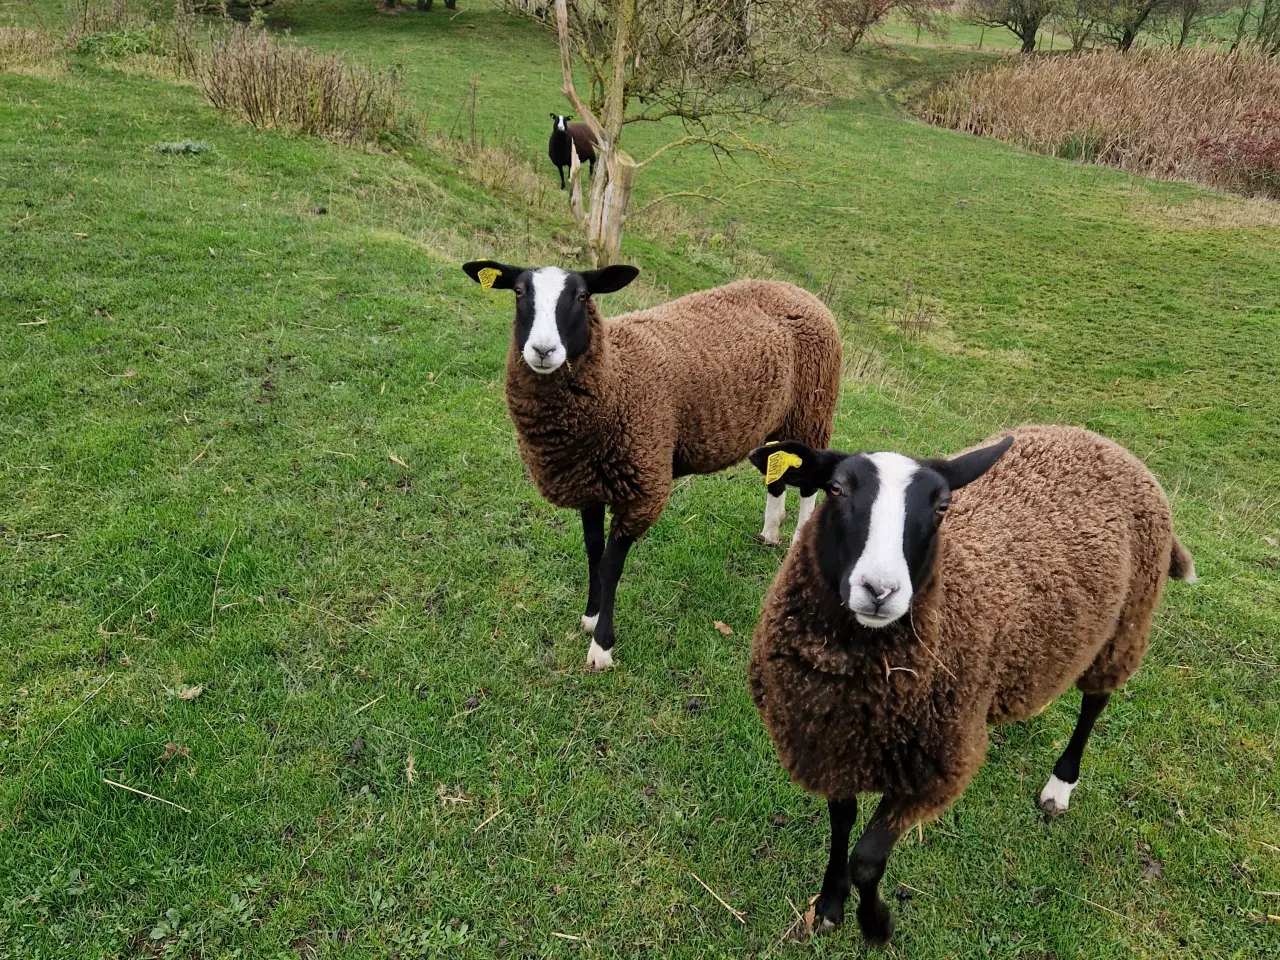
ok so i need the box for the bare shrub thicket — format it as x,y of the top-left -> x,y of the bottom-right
925,46 -> 1280,199
816,0 -> 950,51
182,20 -> 406,144
966,0 -> 1056,53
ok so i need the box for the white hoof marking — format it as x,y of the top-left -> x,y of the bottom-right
1038,774 -> 1077,818
581,613 -> 599,632
586,640 -> 614,672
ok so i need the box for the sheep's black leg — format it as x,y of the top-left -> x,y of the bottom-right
558,166 -> 566,190
812,796 -> 858,931
1039,691 -> 1110,819
850,802 -> 904,947
586,524 -> 635,671
580,505 -> 606,631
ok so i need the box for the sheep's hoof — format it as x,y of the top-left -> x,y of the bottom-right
585,639 -> 614,672
857,899 -> 895,948
580,613 -> 599,633
807,896 -> 844,934
1038,775 -> 1075,820
757,531 -> 782,547
1038,796 -> 1068,820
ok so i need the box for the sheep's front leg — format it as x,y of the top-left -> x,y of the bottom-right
760,479 -> 787,545
586,521 -> 636,672
792,485 -> 818,546
579,505 -> 606,633
850,800 -> 906,947
1039,690 -> 1110,818
811,797 -> 858,932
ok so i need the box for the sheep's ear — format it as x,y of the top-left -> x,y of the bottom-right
748,441 -> 847,488
550,113 -> 557,120
462,259 -> 524,291
929,435 -> 1014,490
581,265 -> 638,295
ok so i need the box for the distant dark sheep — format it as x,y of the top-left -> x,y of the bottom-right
547,114 -> 597,190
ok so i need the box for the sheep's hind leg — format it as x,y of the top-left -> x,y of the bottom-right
586,522 -> 636,672
1039,691 -> 1110,819
760,480 -> 787,545
580,505 -> 606,633
850,800 -> 905,948
811,797 -> 858,933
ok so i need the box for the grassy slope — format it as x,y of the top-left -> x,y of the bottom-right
2,6 -> 1278,959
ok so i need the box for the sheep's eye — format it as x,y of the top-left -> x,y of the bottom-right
826,481 -> 844,498
577,290 -> 589,303
935,499 -> 950,516
514,286 -> 525,298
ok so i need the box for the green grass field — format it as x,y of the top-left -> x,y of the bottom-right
2,2 -> 1278,957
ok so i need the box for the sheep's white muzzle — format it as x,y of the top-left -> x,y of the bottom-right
523,344 -> 566,374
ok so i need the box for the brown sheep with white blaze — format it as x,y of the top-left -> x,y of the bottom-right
462,259 -> 841,671
746,425 -> 1196,946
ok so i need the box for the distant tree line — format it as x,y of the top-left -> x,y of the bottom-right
967,0 -> 1280,55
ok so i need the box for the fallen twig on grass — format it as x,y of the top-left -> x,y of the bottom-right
473,806 -> 504,834
103,777 -> 191,813
352,694 -> 386,715
187,438 -> 213,468
1055,887 -> 1129,921
210,526 -> 235,632
32,673 -> 113,759
692,871 -> 747,924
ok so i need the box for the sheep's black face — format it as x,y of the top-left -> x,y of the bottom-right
805,453 -> 946,627
748,436 -> 1014,628
550,113 -> 571,134
460,261 -> 640,376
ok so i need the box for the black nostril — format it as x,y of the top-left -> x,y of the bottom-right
862,582 -> 897,609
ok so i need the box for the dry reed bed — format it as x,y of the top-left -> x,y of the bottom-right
0,25 -> 63,68
925,46 -> 1280,198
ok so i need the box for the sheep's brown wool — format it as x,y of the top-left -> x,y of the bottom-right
505,279 -> 842,538
751,425 -> 1186,825
749,425 -> 1194,943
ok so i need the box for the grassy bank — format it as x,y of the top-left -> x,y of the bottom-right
1,4 -> 1277,957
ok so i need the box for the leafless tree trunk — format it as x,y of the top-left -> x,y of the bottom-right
554,0 -> 638,266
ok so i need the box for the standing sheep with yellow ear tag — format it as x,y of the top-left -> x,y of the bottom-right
462,259 -> 842,671
746,425 -> 1197,946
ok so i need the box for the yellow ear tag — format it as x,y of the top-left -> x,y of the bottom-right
477,267 -> 501,290
765,451 -> 803,485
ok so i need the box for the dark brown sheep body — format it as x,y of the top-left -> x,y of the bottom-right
749,425 -> 1195,941
548,118 -> 597,189
506,280 -> 841,538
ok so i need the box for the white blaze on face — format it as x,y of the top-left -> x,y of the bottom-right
846,452 -> 918,627
524,267 -> 569,374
